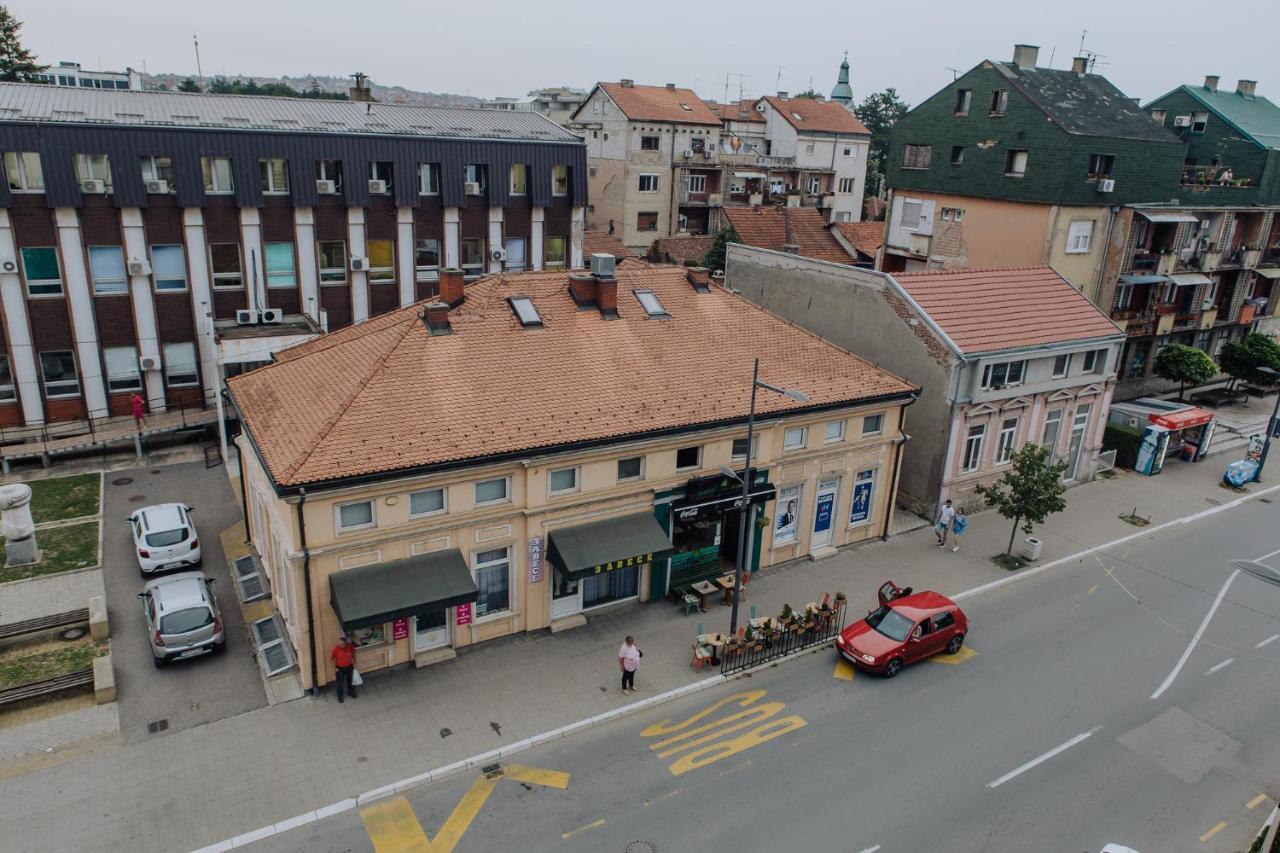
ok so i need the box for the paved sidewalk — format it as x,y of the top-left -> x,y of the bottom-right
0,457 -> 1269,853
0,567 -> 103,624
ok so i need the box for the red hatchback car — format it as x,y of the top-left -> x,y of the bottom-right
836,581 -> 968,678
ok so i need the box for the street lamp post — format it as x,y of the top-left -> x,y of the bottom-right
1254,366 -> 1280,482
728,358 -> 807,638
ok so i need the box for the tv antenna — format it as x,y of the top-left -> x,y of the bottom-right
193,31 -> 203,79
946,67 -> 961,81
776,65 -> 788,94
723,72 -> 747,107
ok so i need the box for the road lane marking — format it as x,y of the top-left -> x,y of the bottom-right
502,765 -> 570,789
1248,794 -> 1268,810
925,646 -> 978,665
360,798 -> 432,853
1199,821 -> 1227,842
648,788 -> 681,805
833,658 -> 856,680
1087,584 -> 1099,595
859,846 -> 882,853
987,727 -> 1102,789
1206,658 -> 1235,675
1151,569 -> 1241,700
641,689 -> 807,777
561,819 -> 605,840
1256,634 -> 1279,649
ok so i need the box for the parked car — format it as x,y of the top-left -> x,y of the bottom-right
128,503 -> 200,575
836,581 -> 968,678
139,571 -> 224,667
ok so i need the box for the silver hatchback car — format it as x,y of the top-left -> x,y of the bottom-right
138,571 -> 225,667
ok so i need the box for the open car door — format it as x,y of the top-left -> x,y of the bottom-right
877,581 -> 903,607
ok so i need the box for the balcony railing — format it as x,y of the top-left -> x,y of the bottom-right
719,152 -> 797,169
1180,166 -> 1258,188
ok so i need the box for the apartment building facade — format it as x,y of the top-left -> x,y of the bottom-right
0,83 -> 585,428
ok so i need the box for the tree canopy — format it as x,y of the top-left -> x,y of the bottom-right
974,443 -> 1068,556
702,225 -> 740,273
0,5 -> 43,83
204,76 -> 348,100
1220,333 -> 1280,388
852,88 -> 909,200
1153,344 -> 1218,400
176,77 -> 202,93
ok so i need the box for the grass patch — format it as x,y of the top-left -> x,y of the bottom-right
991,553 -> 1030,572
28,474 -> 100,523
0,637 -> 106,691
0,521 -> 99,583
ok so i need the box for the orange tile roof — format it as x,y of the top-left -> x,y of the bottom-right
723,206 -> 855,265
582,230 -> 634,259
717,99 -> 765,123
833,221 -> 885,258
761,97 -> 870,135
646,235 -> 713,264
891,266 -> 1124,355
230,266 -> 917,488
598,82 -> 722,126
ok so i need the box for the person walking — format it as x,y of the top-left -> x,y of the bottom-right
951,507 -> 968,552
330,635 -> 357,702
935,499 -> 955,548
130,392 -> 147,430
618,635 -> 642,694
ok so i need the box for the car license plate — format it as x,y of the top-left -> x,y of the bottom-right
178,647 -> 207,659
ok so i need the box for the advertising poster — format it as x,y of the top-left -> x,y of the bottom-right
774,490 -> 799,545
850,474 -> 873,525
392,618 -> 409,641
456,602 -> 472,626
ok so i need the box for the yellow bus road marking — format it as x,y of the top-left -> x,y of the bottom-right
503,765 -> 570,790
1248,794 -> 1268,810
360,798 -> 432,853
1199,821 -> 1227,843
1088,584 -> 1099,595
833,658 -> 856,680
562,818 -> 605,839
926,646 -> 978,665
648,787 -> 682,805
640,689 -> 808,777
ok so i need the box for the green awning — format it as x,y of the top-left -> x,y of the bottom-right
549,512 -> 674,582
330,549 -> 478,630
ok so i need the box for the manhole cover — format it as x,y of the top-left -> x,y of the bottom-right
150,469 -> 162,475
112,477 -> 133,486
128,495 -> 146,503
59,626 -> 87,641
624,843 -> 656,853
146,719 -> 169,734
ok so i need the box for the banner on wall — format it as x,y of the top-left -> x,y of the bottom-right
528,536 -> 545,584
456,602 -> 472,626
774,492 -> 799,544
392,618 -> 409,641
850,473 -> 874,525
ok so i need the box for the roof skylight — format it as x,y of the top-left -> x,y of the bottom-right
509,296 -> 543,327
634,289 -> 668,318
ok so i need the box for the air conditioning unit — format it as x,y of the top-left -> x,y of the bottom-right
235,308 -> 260,325
703,149 -> 714,160
260,307 -> 284,324
1172,115 -> 1192,127
127,259 -> 152,276
138,354 -> 160,372
464,181 -> 482,195
682,150 -> 693,160
80,179 -> 105,194
707,193 -> 723,206
367,179 -> 388,194
350,256 -> 369,272
589,253 -> 616,278
0,259 -> 16,274
490,247 -> 507,262
315,179 -> 337,194
1202,298 -> 1216,311
1097,179 -> 1116,193
144,179 -> 169,194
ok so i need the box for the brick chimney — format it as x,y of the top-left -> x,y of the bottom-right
1071,56 -> 1088,75
620,79 -> 634,88
1237,80 -> 1258,98
568,272 -> 595,305
776,91 -> 789,99
438,268 -> 465,306
1204,75 -> 1220,92
686,267 -> 712,292
665,83 -> 676,90
422,301 -> 452,335
349,72 -> 374,102
595,274 -> 618,319
1012,44 -> 1039,70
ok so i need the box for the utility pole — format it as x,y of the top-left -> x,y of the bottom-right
193,31 -> 203,80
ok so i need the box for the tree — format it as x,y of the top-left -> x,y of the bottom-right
0,5 -> 44,82
1153,343 -> 1218,401
177,77 -> 202,93
1220,333 -> 1280,389
702,225 -> 740,273
793,88 -> 821,100
852,88 -> 909,199
974,443 -> 1068,557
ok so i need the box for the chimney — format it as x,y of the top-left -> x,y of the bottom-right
686,267 -> 712,293
595,274 -> 618,319
620,78 -> 634,88
665,82 -> 676,90
438,268 -> 466,306
349,72 -> 374,102
1237,80 -> 1257,98
422,301 -> 452,335
776,91 -> 789,99
1012,44 -> 1039,70
1071,56 -> 1088,76
1204,75 -> 1220,92
568,272 -> 596,305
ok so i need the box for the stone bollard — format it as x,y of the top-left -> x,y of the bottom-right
0,483 -> 37,567
89,595 -> 109,640
93,654 -> 115,704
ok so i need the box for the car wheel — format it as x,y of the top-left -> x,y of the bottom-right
213,641 -> 226,655
946,634 -> 965,654
882,658 -> 903,679
153,654 -> 167,668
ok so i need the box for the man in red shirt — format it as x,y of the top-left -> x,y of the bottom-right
330,635 -> 357,702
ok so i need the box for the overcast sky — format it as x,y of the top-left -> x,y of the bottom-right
15,0 -> 1279,108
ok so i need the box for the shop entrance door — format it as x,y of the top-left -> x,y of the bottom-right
550,575 -> 581,619
1065,405 -> 1091,481
413,609 -> 450,652
811,477 -> 839,551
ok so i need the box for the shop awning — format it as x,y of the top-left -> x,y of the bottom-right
1119,274 -> 1170,285
1136,211 -> 1201,224
1168,272 -> 1212,287
1150,407 -> 1213,430
330,549 -> 478,630
733,171 -> 767,179
548,512 -> 675,581
1256,267 -> 1280,280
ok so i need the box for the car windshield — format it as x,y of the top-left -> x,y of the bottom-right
866,605 -> 914,642
146,527 -> 188,547
160,606 -> 212,635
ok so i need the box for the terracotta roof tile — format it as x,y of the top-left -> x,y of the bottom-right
833,221 -> 885,258
647,235 -> 713,264
582,230 -> 635,259
761,97 -> 870,135
230,266 -> 916,487
717,99 -> 765,123
723,206 -> 854,265
598,82 -> 722,126
892,266 -> 1124,355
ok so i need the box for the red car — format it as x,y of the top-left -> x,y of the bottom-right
836,581 -> 968,678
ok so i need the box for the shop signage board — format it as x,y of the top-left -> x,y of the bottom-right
392,618 -> 409,641
673,470 -> 777,522
528,536 -> 545,584
590,551 -> 655,575
456,603 -> 472,626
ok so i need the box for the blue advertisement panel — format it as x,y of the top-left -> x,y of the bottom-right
813,492 -> 834,534
849,473 -> 874,525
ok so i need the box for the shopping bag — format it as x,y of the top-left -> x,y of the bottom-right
351,668 -> 364,687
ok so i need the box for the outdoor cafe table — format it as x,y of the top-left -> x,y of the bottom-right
715,574 -> 736,605
697,632 -> 728,666
691,580 -> 717,612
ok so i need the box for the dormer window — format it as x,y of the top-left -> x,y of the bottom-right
509,296 -> 542,327
679,103 -> 693,111
635,289 -> 668,318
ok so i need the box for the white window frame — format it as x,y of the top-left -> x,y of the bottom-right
838,177 -> 855,194
415,238 -> 441,282
369,161 -> 393,193
962,424 -> 986,472
996,417 -> 1019,464
1051,353 -> 1071,379
675,445 -> 702,471
509,164 -> 527,195
730,435 -> 758,461
1042,409 -> 1063,453
804,143 -> 815,155
687,174 -> 707,194
139,155 -> 172,186
419,164 -> 440,195
316,160 -> 343,192
1066,220 -> 1093,254
265,242 -> 296,289
5,152 -> 44,191
1083,349 -> 1106,374
259,158 -> 290,194
162,341 -> 199,387
472,546 -> 512,619
807,176 -> 821,195
21,246 -> 63,297
981,360 -> 1025,389
366,239 -> 395,283
616,456 -> 644,481
103,346 -> 141,393
551,164 -> 569,196
201,156 -> 235,194
1004,149 -> 1028,177
638,173 -> 659,193
1191,112 -> 1209,134
783,426 -> 807,452
474,476 -> 510,506
209,243 -> 243,290
408,487 -> 446,518
464,164 -> 486,195
335,499 -> 376,533
990,89 -> 1008,115
544,237 -> 566,271
461,238 -> 485,276
88,246 -> 127,295
862,413 -> 884,436
150,244 -> 187,292
548,466 -> 580,496
39,350 -> 80,398
74,153 -> 112,189
318,241 -> 347,285
824,420 -> 846,442
900,199 -> 924,231
1114,283 -> 1133,310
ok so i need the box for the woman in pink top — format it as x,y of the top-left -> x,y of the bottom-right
130,393 -> 147,429
618,635 -> 641,694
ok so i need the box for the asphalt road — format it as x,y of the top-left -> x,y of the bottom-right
249,497 -> 1280,853
101,460 -> 266,744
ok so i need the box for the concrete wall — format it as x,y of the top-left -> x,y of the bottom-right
725,243 -> 953,515
885,189 -> 1052,270
1045,204 -> 1115,301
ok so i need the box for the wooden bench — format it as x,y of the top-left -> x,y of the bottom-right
1190,388 -> 1247,409
0,669 -> 94,707
1242,384 -> 1276,398
0,608 -> 90,641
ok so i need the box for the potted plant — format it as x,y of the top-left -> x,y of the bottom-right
780,603 -> 794,623
834,591 -> 847,612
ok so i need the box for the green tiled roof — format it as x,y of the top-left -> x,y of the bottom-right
1165,85 -> 1280,150
992,62 -> 1176,142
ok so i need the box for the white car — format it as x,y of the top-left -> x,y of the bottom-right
128,503 -> 201,575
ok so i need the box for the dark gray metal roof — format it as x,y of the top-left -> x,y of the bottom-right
992,63 -> 1178,142
0,82 -> 580,143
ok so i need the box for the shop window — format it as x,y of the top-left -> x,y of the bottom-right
415,239 -> 441,282
783,426 -> 807,451
825,420 -> 846,442
351,623 -> 384,647
265,242 -> 296,288
318,241 -> 347,285
367,239 -> 395,283
336,499 -> 375,532
163,342 -> 198,387
849,469 -> 875,526
259,158 -> 289,194
1052,354 -> 1071,378
473,547 -> 511,616
509,164 -> 527,195
201,157 -> 235,194
408,488 -> 445,517
617,456 -> 643,481
151,245 -> 187,292
419,164 -> 440,195
88,246 -> 127,295
548,467 -> 579,495
862,413 -> 884,436
5,152 -> 43,191
675,445 -> 701,471
39,351 -> 79,398
20,247 -> 62,296
104,346 -> 141,393
475,476 -> 509,505
963,424 -> 986,472
210,244 -> 243,289
774,484 -> 801,546
996,417 -> 1019,463
0,355 -> 14,401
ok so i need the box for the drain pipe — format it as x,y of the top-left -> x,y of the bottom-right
295,487 -> 319,695
882,393 -> 918,541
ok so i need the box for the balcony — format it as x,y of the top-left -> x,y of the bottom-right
719,152 -> 796,169
1260,248 -> 1280,267
1180,165 -> 1258,189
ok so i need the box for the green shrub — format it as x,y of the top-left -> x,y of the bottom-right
1103,423 -> 1144,469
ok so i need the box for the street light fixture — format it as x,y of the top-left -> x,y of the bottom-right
728,358 -> 808,638
1253,366 -> 1280,482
